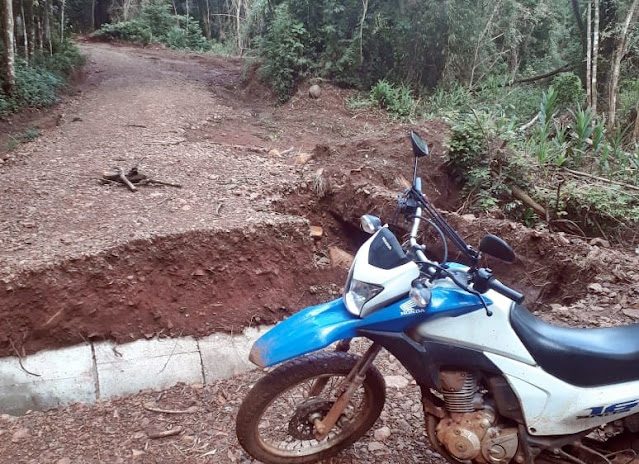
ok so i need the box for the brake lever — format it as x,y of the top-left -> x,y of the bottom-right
440,268 -> 493,317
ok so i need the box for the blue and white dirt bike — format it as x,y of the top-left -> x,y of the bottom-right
236,131 -> 639,464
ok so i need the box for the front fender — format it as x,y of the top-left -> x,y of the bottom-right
250,287 -> 488,368
249,298 -> 359,367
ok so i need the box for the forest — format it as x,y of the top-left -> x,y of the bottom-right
1,0 -> 638,239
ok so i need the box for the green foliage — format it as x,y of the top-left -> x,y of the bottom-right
139,0 -> 175,38
446,112 -> 528,214
92,0 -> 210,51
93,20 -> 153,44
165,20 -> 211,50
5,127 -> 41,150
551,72 -> 584,108
369,80 -> 415,118
256,4 -> 310,102
618,78 -> 639,124
0,42 -> 84,118
561,184 -> 639,232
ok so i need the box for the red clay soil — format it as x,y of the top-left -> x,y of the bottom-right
2,41 -> 639,361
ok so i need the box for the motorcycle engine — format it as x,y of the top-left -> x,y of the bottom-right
434,371 -> 520,464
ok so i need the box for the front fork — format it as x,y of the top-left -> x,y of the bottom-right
312,340 -> 382,440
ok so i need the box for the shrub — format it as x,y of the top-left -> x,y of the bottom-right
92,0 -> 209,51
257,3 -> 310,102
93,20 -> 152,44
15,66 -> 60,107
370,80 -> 415,118
0,42 -> 83,118
551,72 -> 584,108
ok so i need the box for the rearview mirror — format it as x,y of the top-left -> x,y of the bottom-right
479,234 -> 516,263
410,131 -> 429,158
361,215 -> 382,234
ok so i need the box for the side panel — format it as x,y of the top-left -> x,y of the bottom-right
415,290 -> 536,365
486,352 -> 639,435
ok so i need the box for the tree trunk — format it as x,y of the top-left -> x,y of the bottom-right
203,0 -> 211,39
607,0 -> 639,129
21,0 -> 29,62
27,1 -> 36,56
1,0 -> 16,95
359,0 -> 369,66
633,101 -> 639,142
186,0 -> 189,31
571,0 -> 587,60
586,1 -> 592,107
235,0 -> 242,55
60,0 -> 66,42
591,0 -> 599,119
91,0 -> 95,29
45,0 -> 52,55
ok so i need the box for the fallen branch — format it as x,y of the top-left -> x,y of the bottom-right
116,167 -> 137,192
143,403 -> 199,414
518,114 -> 539,132
102,166 -> 182,190
558,167 -> 639,192
510,184 -> 547,217
280,146 -> 295,156
511,64 -> 572,85
9,338 -> 41,377
147,426 -> 183,439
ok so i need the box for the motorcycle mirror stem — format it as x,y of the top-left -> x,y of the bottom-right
410,130 -> 429,186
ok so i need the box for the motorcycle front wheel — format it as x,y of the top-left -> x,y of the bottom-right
236,351 -> 386,464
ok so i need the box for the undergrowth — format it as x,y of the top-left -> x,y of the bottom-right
92,0 -> 211,51
443,78 -> 639,242
0,42 -> 84,118
5,127 -> 40,151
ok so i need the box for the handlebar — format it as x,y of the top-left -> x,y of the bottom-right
473,268 -> 525,304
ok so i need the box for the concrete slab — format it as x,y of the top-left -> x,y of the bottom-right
94,337 -> 203,398
198,325 -> 270,382
0,344 -> 95,415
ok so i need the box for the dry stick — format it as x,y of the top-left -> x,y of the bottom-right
279,146 -> 295,156
116,167 -> 137,192
159,329 -> 183,374
143,403 -> 198,414
142,179 -> 183,188
510,185 -> 547,217
147,427 -> 183,439
558,167 -> 639,192
9,338 -> 40,377
519,114 -> 539,132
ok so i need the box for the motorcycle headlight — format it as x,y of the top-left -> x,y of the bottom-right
344,279 -> 383,316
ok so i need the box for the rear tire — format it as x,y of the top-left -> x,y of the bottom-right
236,351 -> 386,464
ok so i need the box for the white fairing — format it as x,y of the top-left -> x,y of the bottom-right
349,229 -> 420,317
416,290 -> 535,365
417,289 -> 639,436
486,352 -> 639,435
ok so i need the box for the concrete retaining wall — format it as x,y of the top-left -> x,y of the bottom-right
0,326 -> 269,416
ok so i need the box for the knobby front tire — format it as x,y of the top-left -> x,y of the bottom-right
236,351 -> 386,464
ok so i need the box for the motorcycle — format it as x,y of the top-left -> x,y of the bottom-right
236,131 -> 639,464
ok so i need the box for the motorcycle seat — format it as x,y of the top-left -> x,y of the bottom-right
510,304 -> 639,387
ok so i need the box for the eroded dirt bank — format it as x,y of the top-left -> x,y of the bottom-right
3,42 -> 639,359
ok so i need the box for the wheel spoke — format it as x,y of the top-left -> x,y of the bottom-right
236,352 -> 386,462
